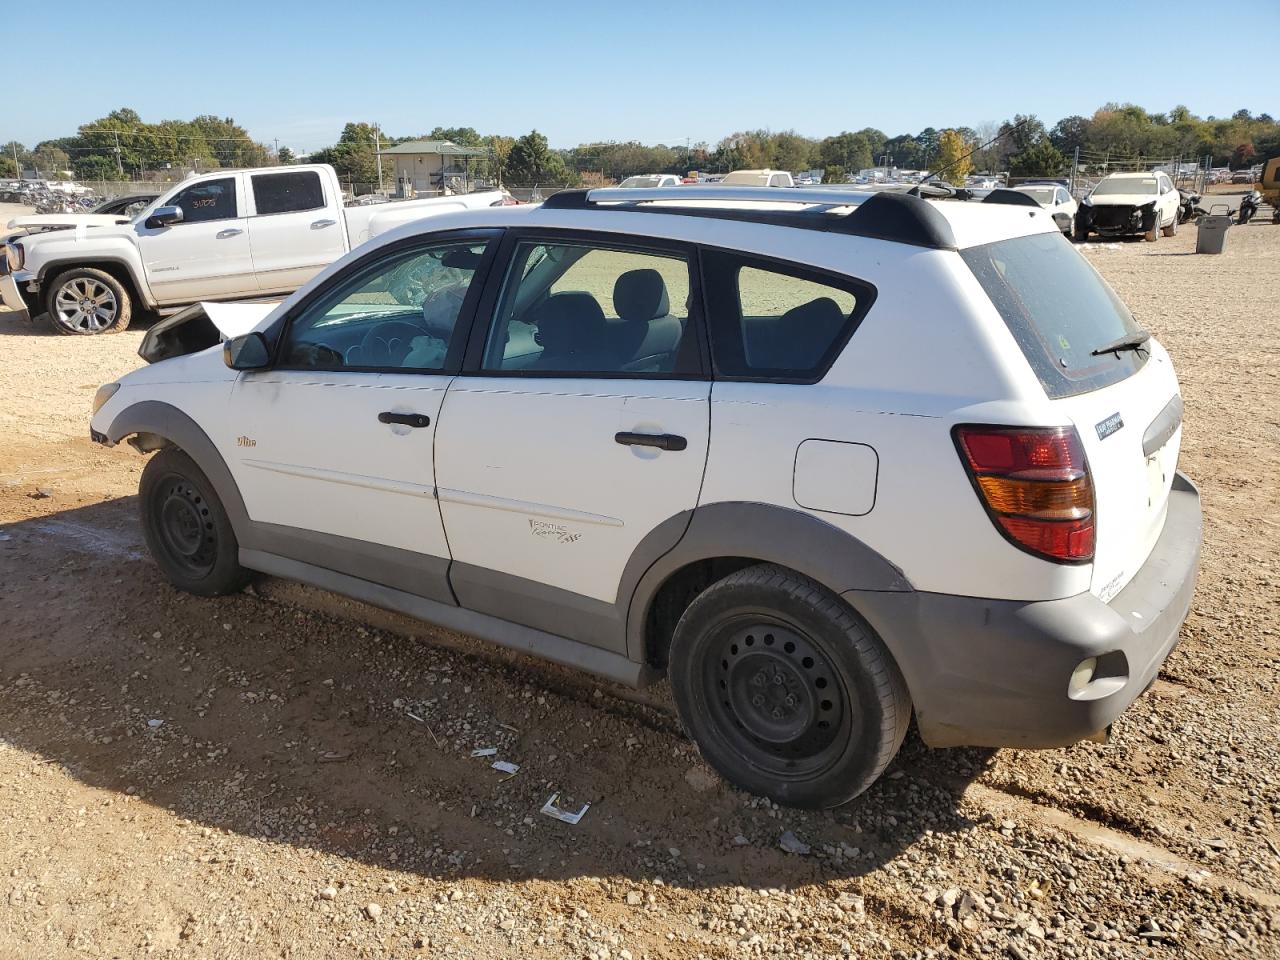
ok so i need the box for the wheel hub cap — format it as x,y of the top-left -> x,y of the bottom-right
152,478 -> 217,576
704,620 -> 850,776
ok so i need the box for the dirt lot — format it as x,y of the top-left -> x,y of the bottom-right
1,212 -> 1278,960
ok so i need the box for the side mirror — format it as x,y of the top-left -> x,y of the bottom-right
223,332 -> 271,371
145,205 -> 184,229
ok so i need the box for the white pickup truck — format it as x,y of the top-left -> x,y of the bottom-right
0,164 -> 503,334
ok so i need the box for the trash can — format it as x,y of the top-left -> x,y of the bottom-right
1196,205 -> 1232,254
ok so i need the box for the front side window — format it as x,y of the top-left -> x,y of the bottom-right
701,251 -> 868,380
483,240 -> 697,376
279,240 -> 490,371
169,177 -> 237,223
252,171 -> 325,215
962,232 -> 1147,399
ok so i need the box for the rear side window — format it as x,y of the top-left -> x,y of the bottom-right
252,171 -> 325,216
962,233 -> 1147,399
701,250 -> 870,381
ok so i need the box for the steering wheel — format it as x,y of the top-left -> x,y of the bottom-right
354,320 -> 427,367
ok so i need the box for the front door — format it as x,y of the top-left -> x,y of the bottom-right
435,235 -> 711,650
137,174 -> 255,304
220,232 -> 500,604
246,168 -> 347,294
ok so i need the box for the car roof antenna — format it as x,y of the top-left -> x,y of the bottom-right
910,118 -> 1033,197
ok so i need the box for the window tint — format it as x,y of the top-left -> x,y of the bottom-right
279,240 -> 489,371
483,241 -> 697,376
169,178 -> 237,223
252,171 -> 324,215
961,232 -> 1147,399
702,251 -> 866,380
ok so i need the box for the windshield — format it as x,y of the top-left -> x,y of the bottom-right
1091,177 -> 1157,197
962,232 -> 1147,399
1016,187 -> 1057,204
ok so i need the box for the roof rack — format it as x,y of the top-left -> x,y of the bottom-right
539,187 -> 958,250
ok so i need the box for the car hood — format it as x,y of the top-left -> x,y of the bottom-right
6,213 -> 132,230
1086,193 -> 1157,207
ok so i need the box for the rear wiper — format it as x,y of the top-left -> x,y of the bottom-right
1091,330 -> 1151,357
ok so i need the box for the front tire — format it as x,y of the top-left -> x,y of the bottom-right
43,267 -> 132,335
140,448 -> 247,596
1161,212 -> 1177,237
669,564 -> 911,809
1145,215 -> 1161,242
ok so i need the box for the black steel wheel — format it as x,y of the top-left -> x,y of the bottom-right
670,564 -> 911,808
139,448 -> 247,596
702,616 -> 854,780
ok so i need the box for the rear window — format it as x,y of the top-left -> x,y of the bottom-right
962,233 -> 1147,399
252,171 -> 325,216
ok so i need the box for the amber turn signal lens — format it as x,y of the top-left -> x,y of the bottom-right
975,475 -> 1092,520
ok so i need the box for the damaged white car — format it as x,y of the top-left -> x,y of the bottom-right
1074,171 -> 1181,242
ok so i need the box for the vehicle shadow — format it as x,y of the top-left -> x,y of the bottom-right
0,497 -> 993,892
0,309 -> 160,336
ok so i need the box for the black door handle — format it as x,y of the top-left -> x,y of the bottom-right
615,431 -> 687,451
378,412 -> 431,428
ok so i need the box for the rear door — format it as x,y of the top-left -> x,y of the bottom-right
962,231 -> 1182,601
137,174 -> 254,303
246,169 -> 347,294
434,232 -> 710,651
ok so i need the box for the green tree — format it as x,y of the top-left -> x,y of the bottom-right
31,143 -> 71,177
1009,139 -> 1065,177
504,130 -> 570,185
277,146 -> 296,164
72,154 -> 119,181
428,126 -> 483,147
1,141 -> 30,173
0,155 -> 16,178
934,129 -> 972,182
819,132 -> 872,173
822,165 -> 846,184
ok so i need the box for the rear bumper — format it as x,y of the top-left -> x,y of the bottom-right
849,471 -> 1201,748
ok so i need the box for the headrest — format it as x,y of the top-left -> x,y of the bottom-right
612,269 -> 670,324
530,292 -> 608,354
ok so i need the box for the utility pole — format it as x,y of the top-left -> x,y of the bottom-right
374,123 -> 384,195
273,138 -> 280,163
11,142 -> 19,179
113,130 -> 124,177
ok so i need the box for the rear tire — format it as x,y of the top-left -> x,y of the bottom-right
668,564 -> 911,809
139,448 -> 248,597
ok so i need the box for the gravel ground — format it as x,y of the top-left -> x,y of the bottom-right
0,213 -> 1278,959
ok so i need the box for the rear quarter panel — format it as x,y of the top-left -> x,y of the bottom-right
698,245 -> 1092,602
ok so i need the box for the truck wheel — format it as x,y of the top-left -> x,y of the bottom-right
44,267 -> 132,335
139,448 -> 248,597
668,564 -> 911,809
1161,213 -> 1177,237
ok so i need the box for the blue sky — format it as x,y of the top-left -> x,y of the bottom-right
8,0 -> 1273,153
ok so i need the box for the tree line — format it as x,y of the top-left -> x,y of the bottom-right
4,103 -> 1277,186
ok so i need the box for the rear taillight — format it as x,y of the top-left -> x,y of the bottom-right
953,425 -> 1095,563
